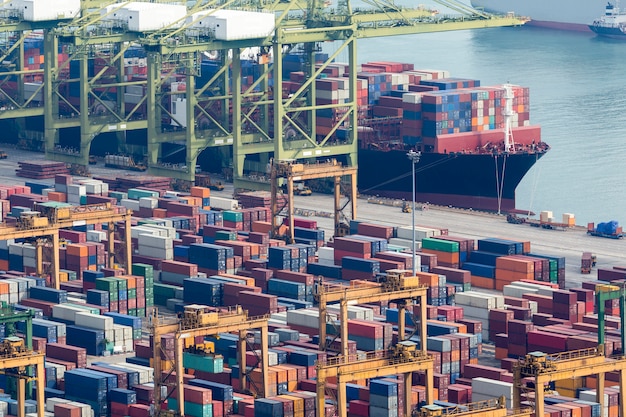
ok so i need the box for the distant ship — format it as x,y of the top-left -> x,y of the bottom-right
589,2 -> 626,38
470,0 -> 606,31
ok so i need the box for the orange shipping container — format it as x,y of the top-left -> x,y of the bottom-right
471,275 -> 495,290
415,272 -> 440,287
495,268 -> 534,282
495,256 -> 534,273
119,275 -> 137,289
66,243 -> 88,257
422,248 -> 459,265
153,208 -> 168,218
251,221 -> 272,234
190,186 -> 211,198
0,282 -> 8,295
495,347 -> 508,360
47,191 -> 67,202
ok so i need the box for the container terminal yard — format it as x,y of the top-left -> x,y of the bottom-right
1,1 -> 626,417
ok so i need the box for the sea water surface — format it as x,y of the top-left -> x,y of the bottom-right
323,11 -> 626,226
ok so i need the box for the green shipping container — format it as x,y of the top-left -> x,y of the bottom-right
215,230 -> 237,241
113,277 -> 127,290
183,352 -> 224,373
95,277 -> 118,292
421,237 -> 459,253
128,188 -> 159,200
132,263 -> 155,279
128,288 -> 137,299
168,399 -> 213,417
222,210 -> 243,222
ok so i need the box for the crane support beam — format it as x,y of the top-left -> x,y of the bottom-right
0,204 -> 132,288
515,349 -> 626,417
316,351 -> 434,417
270,159 -> 357,242
316,278 -> 428,354
595,284 -> 626,350
151,308 -> 270,417
0,352 -> 45,417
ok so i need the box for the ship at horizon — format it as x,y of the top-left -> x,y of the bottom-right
589,2 -> 626,38
470,0 -> 606,32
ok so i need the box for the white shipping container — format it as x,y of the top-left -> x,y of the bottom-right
457,305 -> 490,321
139,197 -> 158,209
502,284 -> 539,298
7,0 -> 80,22
317,246 -> 334,261
123,339 -> 134,352
327,305 -> 374,321
395,226 -> 434,241
506,281 -> 554,297
52,304 -> 87,322
8,242 -> 24,256
46,398 -> 72,412
388,237 -> 422,251
138,234 -> 173,250
137,246 -> 173,260
121,198 -> 140,212
74,312 -> 114,331
67,184 -> 86,196
402,92 -> 423,104
286,308 -> 334,329
472,378 -> 513,408
22,243 -> 36,259
113,323 -> 133,340
130,225 -> 159,239
143,224 -> 176,238
454,291 -> 504,309
67,195 -> 81,205
209,196 -> 239,211
86,230 -> 107,242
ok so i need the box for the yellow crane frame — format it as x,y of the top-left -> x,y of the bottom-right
0,203 -> 132,289
514,348 -> 626,417
149,306 -> 271,417
0,350 -> 45,417
270,159 -> 357,241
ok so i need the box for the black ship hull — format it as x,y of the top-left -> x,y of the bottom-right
357,148 -> 547,212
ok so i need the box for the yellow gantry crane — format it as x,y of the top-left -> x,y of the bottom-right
0,202 -> 132,288
0,337 -> 45,417
314,269 -> 434,417
149,305 -> 271,417
269,158 -> 358,240
513,349 -> 626,417
417,396 -> 532,417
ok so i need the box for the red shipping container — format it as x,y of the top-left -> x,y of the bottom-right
129,404 -> 152,417
54,403 -> 82,417
46,343 -> 87,368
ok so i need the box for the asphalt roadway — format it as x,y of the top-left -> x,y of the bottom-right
1,146 -> 623,290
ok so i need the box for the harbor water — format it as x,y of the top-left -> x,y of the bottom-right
326,9 -> 625,226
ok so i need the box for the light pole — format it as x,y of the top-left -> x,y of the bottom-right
407,150 -> 421,276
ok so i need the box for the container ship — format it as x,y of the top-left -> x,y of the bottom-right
589,2 -> 626,38
470,0 -> 606,31
342,64 -> 549,213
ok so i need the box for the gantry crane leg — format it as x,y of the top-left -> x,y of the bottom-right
51,232 -> 60,290
238,330 -> 248,392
